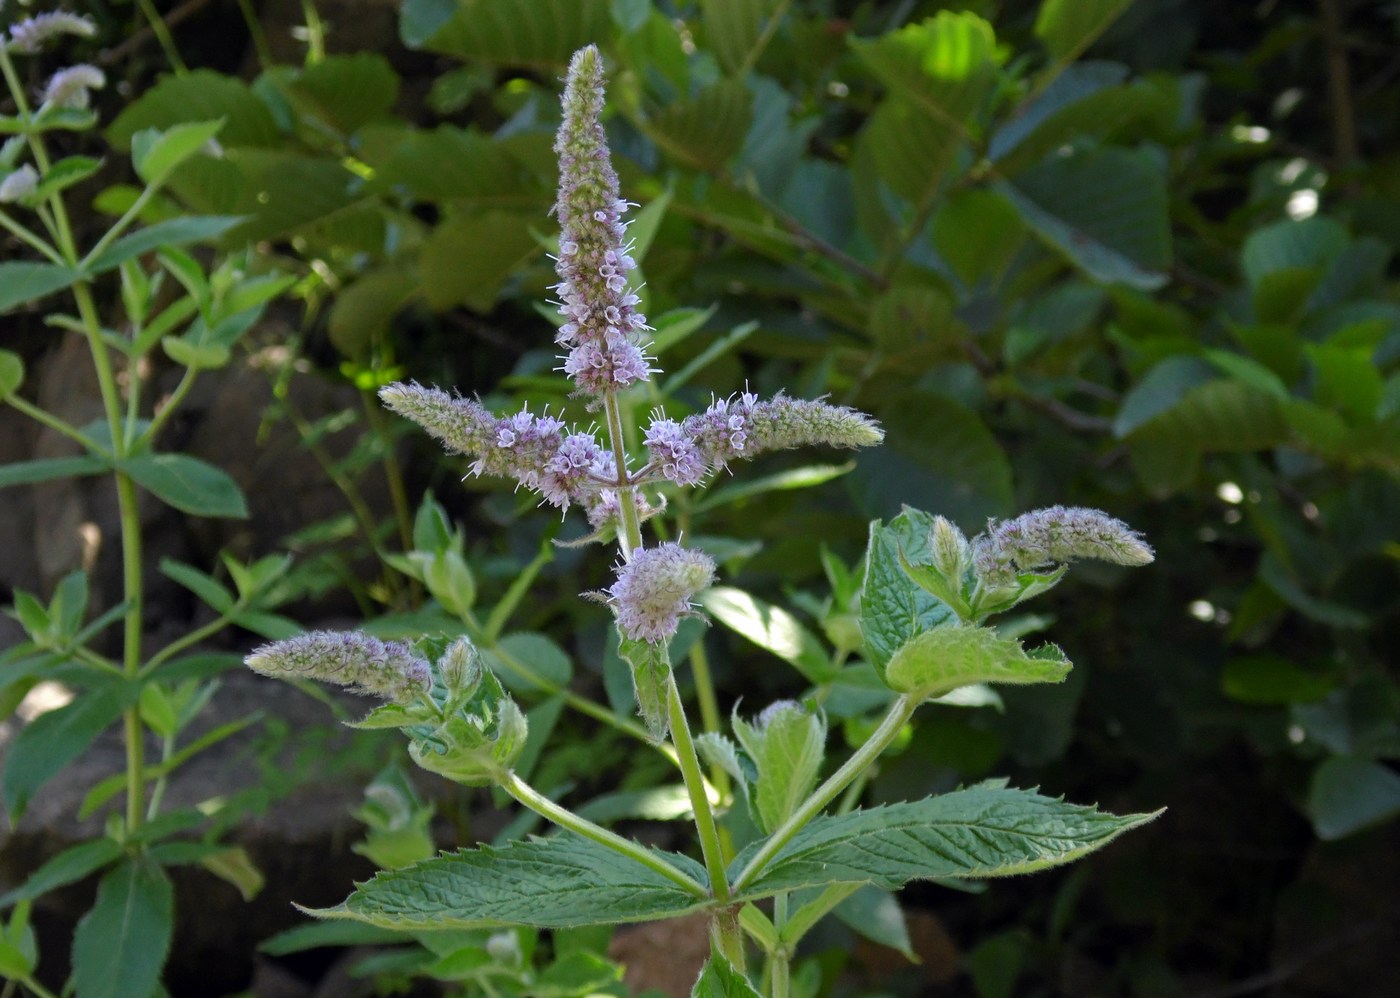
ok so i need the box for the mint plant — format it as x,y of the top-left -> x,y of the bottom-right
0,10 -> 301,995
245,46 -> 1160,997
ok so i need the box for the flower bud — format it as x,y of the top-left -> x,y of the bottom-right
245,631 -> 432,704
436,637 -> 481,701
930,515 -> 972,583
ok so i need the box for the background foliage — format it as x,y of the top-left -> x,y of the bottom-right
2,0 -> 1398,995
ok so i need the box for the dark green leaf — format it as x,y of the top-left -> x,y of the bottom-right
1221,655 -> 1335,706
1034,0 -> 1133,62
645,81 -> 754,171
0,838 -> 123,908
310,834 -> 705,930
415,0 -> 611,65
419,210 -> 540,312
2,683 -> 133,820
731,786 -> 1160,897
119,453 -> 248,518
0,262 -> 79,312
860,516 -> 955,673
0,455 -> 108,489
86,216 -> 243,274
283,54 -> 399,135
71,856 -> 173,998
106,71 -> 280,149
1307,756 -> 1400,841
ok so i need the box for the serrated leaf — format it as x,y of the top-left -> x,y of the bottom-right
883,625 -> 1071,698
861,518 -> 956,673
1034,0 -> 1133,62
731,786 -> 1160,897
733,705 -> 825,835
311,834 -> 705,930
618,635 -> 670,741
119,453 -> 249,518
698,587 -> 834,683
999,146 -> 1169,289
71,856 -> 173,998
0,261 -> 79,312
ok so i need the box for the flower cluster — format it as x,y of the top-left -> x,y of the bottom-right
245,631 -> 432,704
608,542 -> 716,643
551,45 -> 651,398
972,506 -> 1155,586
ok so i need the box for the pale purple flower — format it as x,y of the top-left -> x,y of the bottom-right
972,506 -> 1154,586
608,542 -> 716,643
551,45 -> 652,398
0,164 -> 38,203
670,392 -> 883,481
7,11 -> 95,53
41,63 -> 104,109
246,631 -> 432,703
643,417 -> 705,486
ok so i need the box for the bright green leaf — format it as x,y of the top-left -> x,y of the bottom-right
883,625 -> 1071,698
132,119 -> 224,185
119,453 -> 249,518
0,351 -> 24,401
698,587 -> 834,683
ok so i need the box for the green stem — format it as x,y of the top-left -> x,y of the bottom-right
498,771 -> 708,898
134,0 -> 189,73
4,394 -> 111,458
362,393 -> 415,563
299,0 -> 326,62
132,364 -> 198,452
732,693 -> 919,893
235,0 -> 276,70
688,639 -> 734,856
140,603 -> 245,678
146,733 -> 175,821
771,891 -> 791,998
666,673 -> 745,969
18,977 -> 58,998
602,392 -> 643,558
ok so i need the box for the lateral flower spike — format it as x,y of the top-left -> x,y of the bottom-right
245,630 -> 432,704
41,63 -> 104,109
608,542 -> 716,643
972,506 -> 1154,587
6,11 -> 96,53
646,393 -> 884,486
552,44 -> 652,399
379,383 -> 623,527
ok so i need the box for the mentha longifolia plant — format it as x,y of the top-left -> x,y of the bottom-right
247,46 -> 1161,997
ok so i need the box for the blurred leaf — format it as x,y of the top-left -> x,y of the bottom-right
851,12 -> 1000,126
491,632 -> 573,692
1113,356 -> 1216,437
419,210 -> 540,311
282,54 -> 399,135
1000,146 -> 1170,289
0,350 -> 25,400
0,261 -> 79,312
329,269 -> 420,358
1242,216 -> 1348,289
2,683 -> 133,820
933,189 -> 1026,287
1127,381 -> 1287,493
0,838 -> 123,908
86,216 -> 243,275
106,71 -> 280,149
700,0 -> 783,73
833,885 -> 917,961
132,120 -> 224,186
1034,0 -> 1133,62
644,80 -> 754,171
698,587 -> 835,683
1221,655 -> 1335,705
411,0 -> 610,66
1307,756 -> 1400,840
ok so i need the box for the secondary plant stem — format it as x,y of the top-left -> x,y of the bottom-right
499,771 -> 708,898
603,392 -> 642,558
732,692 -> 920,893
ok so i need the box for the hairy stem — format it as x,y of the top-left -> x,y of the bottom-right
499,771 -> 708,898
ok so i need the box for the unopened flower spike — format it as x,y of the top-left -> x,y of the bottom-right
608,542 -> 716,643
552,44 -> 653,400
0,164 -> 38,204
972,505 -> 1155,587
41,64 -> 104,109
6,11 -> 96,53
245,631 -> 432,704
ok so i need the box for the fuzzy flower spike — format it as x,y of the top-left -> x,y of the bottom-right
972,505 -> 1155,587
551,45 -> 652,399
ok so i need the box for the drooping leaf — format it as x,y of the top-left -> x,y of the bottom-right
1307,756 -> 1400,841
119,453 -> 249,518
71,856 -> 174,998
309,834 -> 706,930
698,587 -> 834,683
882,625 -> 1071,698
731,786 -> 1160,898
